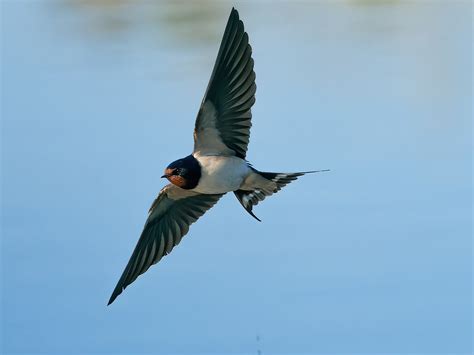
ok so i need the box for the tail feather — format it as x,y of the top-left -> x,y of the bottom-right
234,170 -> 328,221
234,189 -> 262,221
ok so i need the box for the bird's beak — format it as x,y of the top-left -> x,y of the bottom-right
161,174 -> 167,178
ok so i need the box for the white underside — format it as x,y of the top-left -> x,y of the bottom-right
192,154 -> 252,194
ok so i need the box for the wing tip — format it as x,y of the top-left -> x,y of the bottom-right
107,296 -> 115,306
107,285 -> 123,306
230,7 -> 241,23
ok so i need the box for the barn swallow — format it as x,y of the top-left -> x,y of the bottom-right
108,7 -> 328,305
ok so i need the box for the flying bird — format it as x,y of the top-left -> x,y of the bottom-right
108,8 -> 327,305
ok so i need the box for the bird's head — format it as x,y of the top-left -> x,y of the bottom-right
162,155 -> 201,190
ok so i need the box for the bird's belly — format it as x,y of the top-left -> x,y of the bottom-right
193,154 -> 250,194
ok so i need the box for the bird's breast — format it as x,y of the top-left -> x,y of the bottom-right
192,154 -> 250,194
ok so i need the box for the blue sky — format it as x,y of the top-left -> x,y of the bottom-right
1,1 -> 472,354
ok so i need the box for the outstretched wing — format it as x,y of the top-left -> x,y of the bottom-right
108,185 -> 224,305
194,7 -> 256,159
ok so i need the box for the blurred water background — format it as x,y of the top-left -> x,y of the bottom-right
1,0 -> 472,354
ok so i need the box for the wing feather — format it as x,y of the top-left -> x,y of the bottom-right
108,185 -> 223,305
194,8 -> 256,159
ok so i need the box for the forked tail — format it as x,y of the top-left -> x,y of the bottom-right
234,169 -> 329,221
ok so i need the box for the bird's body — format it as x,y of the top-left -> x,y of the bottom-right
193,154 -> 251,194
108,8 -> 327,305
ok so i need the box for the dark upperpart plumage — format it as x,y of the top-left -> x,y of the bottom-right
163,155 -> 201,189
